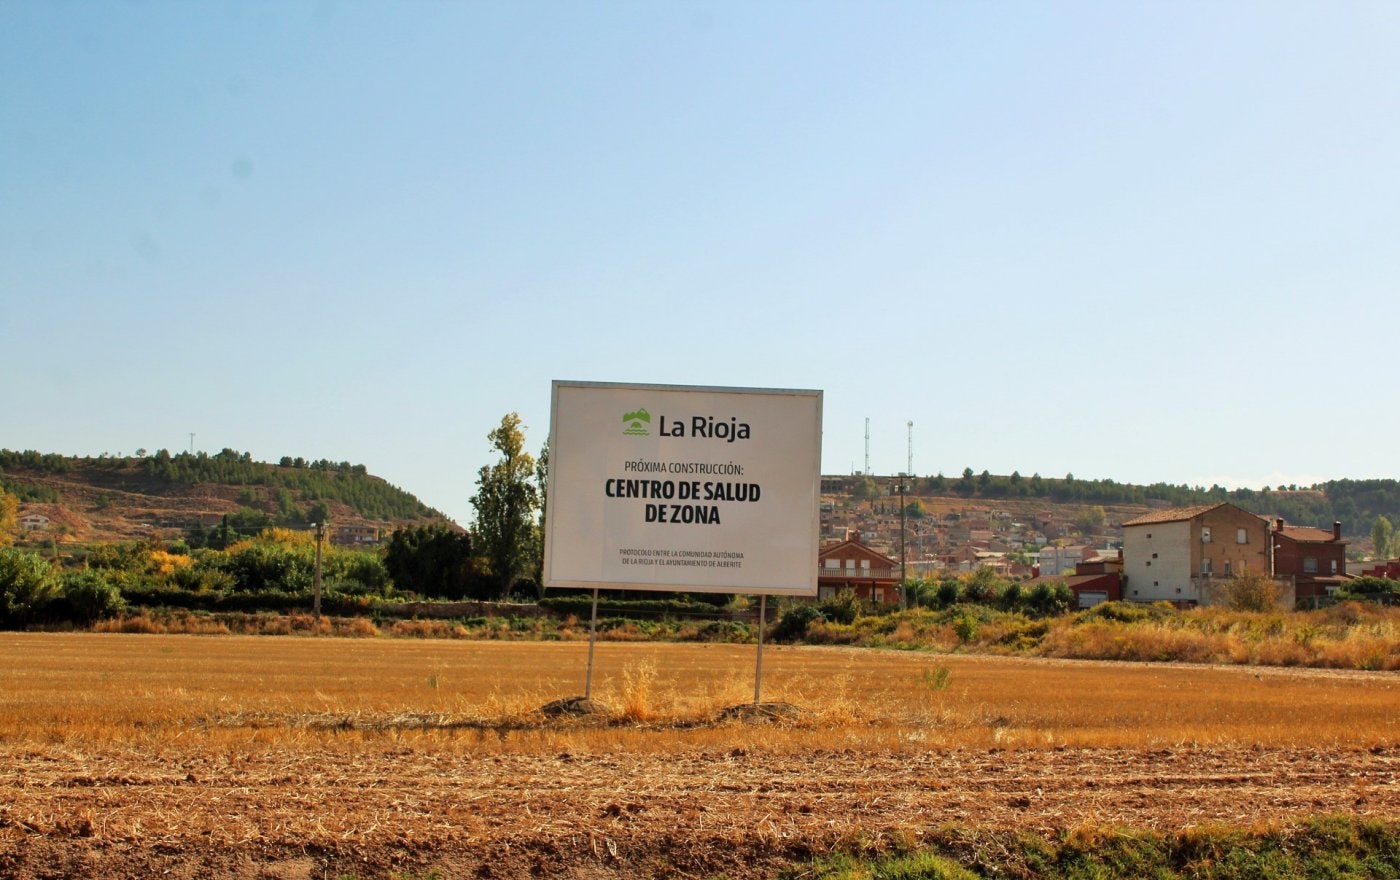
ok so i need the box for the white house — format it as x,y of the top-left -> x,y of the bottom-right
1037,545 -> 1087,577
1121,503 -> 1272,604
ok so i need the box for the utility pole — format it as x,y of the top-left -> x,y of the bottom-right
313,521 -> 324,617
893,474 -> 908,610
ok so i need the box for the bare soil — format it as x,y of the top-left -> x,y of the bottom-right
3,744 -> 1397,879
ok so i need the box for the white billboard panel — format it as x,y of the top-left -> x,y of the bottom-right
544,381 -> 822,596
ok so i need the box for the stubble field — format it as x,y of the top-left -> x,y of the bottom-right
1,633 -> 1398,878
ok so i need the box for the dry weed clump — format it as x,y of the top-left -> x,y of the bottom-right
803,619 -> 862,645
617,660 -> 659,721
1039,620 -> 1220,664
93,613 -> 231,635
1031,603 -> 1400,671
386,618 -> 467,639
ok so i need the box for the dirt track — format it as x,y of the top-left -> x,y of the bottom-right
3,744 -> 1397,878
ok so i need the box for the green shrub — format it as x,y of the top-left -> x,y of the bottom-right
1335,576 -> 1398,603
55,570 -> 126,624
952,612 -> 980,644
771,603 -> 825,642
1029,582 -> 1073,617
0,548 -> 57,628
168,564 -> 236,593
819,589 -> 864,625
1078,600 -> 1164,625
695,619 -> 750,642
934,580 -> 960,608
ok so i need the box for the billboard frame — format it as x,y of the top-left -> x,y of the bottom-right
543,380 -> 823,597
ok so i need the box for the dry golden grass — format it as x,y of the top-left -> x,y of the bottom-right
3,633 -> 1398,879
1032,604 -> 1400,670
1,633 -> 1396,754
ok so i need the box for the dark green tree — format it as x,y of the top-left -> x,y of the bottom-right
306,500 -> 331,527
852,475 -> 879,500
533,440 -> 549,592
956,468 -> 976,497
383,525 -> 477,599
55,570 -> 125,624
471,413 -> 539,599
0,548 -> 57,627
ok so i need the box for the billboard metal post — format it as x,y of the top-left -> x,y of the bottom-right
754,594 -> 766,705
585,587 -> 599,699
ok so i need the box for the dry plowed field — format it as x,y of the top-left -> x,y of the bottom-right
2,634 -> 1397,878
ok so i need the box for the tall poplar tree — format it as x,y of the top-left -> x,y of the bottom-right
532,439 -> 549,592
1371,515 -> 1394,561
471,413 -> 539,599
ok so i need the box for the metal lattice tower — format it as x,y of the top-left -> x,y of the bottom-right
907,421 -> 913,477
864,418 -> 870,475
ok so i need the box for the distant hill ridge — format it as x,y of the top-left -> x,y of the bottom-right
5,448 -> 1398,547
0,448 -> 451,543
825,471 -> 1400,541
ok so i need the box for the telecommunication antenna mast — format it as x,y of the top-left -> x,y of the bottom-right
864,418 -> 870,475
907,421 -> 914,477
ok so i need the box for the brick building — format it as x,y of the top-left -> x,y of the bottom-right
817,533 -> 901,604
1271,519 -> 1348,601
1121,503 -> 1272,605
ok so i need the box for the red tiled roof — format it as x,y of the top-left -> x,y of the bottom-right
1277,526 -> 1340,543
1120,504 -> 1223,527
817,538 -> 897,566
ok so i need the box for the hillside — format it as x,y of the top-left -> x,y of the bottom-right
0,449 -> 454,544
821,471 -> 1400,563
5,449 -> 1397,561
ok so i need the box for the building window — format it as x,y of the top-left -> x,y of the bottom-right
1224,561 -> 1232,577
1201,557 -> 1212,575
1201,527 -> 1212,543
1146,561 -> 1152,567
861,559 -> 870,570
1152,553 -> 1158,559
1237,528 -> 1248,544
1303,557 -> 1318,574
846,559 -> 856,571
825,559 -> 839,570
1331,559 -> 1338,574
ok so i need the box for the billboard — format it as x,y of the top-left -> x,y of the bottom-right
544,381 -> 822,596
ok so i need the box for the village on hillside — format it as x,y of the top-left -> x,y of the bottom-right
817,475 -> 1386,611
7,453 -> 1398,613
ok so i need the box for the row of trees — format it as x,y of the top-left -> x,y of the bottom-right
0,547 -> 125,627
0,416 -> 546,622
847,468 -> 1400,540
0,517 -> 527,629
0,448 -> 442,524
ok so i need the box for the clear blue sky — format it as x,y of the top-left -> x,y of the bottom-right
4,2 -> 1399,526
